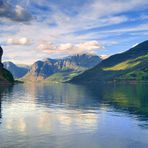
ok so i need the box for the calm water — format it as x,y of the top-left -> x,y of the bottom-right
0,82 -> 148,148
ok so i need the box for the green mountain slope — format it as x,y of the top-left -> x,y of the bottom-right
70,40 -> 148,83
44,71 -> 82,83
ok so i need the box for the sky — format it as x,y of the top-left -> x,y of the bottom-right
0,0 -> 148,64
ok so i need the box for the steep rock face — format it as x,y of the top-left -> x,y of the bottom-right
0,47 -> 3,69
70,40 -> 148,83
3,62 -> 29,79
62,54 -> 101,69
23,53 -> 102,81
0,47 -> 14,84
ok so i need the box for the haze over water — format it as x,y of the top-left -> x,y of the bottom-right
0,82 -> 148,148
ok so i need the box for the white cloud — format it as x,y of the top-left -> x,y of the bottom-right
6,37 -> 31,45
76,41 -> 103,50
37,41 -> 103,55
1,0 -> 148,64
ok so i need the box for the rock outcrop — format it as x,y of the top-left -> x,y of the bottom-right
0,46 -> 14,84
0,46 -> 3,69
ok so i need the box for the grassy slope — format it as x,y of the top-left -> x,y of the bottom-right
44,71 -> 81,83
103,54 -> 148,80
70,41 -> 148,83
116,54 -> 148,80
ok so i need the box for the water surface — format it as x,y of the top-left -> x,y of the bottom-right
0,82 -> 148,148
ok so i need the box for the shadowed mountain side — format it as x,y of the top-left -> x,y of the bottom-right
0,47 -> 14,85
3,62 -> 29,79
69,40 -> 148,83
0,94 -> 1,119
22,53 -> 102,82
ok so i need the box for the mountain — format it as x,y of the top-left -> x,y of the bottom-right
3,62 -> 29,79
70,40 -> 148,83
0,47 -> 14,85
23,53 -> 102,82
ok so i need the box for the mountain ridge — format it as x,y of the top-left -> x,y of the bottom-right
22,53 -> 102,82
3,61 -> 29,79
69,40 -> 148,83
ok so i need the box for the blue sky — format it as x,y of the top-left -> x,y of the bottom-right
0,0 -> 148,64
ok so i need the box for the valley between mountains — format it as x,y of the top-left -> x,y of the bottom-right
2,40 -> 148,84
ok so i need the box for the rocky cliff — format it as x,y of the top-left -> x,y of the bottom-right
23,53 -> 102,82
0,46 -> 14,85
0,47 -> 3,69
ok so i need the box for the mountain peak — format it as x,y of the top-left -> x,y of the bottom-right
65,52 -> 100,58
131,40 -> 148,51
22,53 -> 102,81
70,40 -> 148,83
3,61 -> 29,79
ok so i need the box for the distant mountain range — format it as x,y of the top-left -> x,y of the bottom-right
3,53 -> 101,82
3,40 -> 147,84
70,40 -> 148,83
3,62 -> 29,79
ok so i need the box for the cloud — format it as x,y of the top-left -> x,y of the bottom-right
1,0 -> 148,64
45,0 -> 147,33
76,41 -> 103,50
102,23 -> 148,34
6,37 -> 31,45
37,40 -> 103,55
0,0 -> 32,22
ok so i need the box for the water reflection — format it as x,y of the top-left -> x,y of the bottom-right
3,105 -> 99,135
0,85 -> 13,120
1,83 -> 148,127
0,82 -> 148,148
86,83 -> 148,119
0,93 -> 1,119
22,82 -> 148,120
